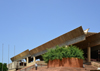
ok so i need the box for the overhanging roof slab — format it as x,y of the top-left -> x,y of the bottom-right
30,26 -> 85,56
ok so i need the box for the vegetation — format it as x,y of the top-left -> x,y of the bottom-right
0,63 -> 8,71
42,45 -> 84,63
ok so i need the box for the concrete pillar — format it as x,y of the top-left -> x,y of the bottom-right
26,57 -> 29,66
33,57 -> 36,63
87,47 -> 91,62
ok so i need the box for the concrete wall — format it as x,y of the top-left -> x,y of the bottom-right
27,61 -> 47,67
7,61 -> 18,70
8,69 -> 16,71
27,61 -> 35,66
8,62 -> 26,71
36,61 -> 47,65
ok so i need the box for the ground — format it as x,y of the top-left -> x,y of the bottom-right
28,64 -> 97,71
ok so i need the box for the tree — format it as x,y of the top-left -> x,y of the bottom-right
0,62 -> 8,71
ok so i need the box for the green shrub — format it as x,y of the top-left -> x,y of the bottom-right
42,45 -> 84,63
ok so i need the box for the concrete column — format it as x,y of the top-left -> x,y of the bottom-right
33,57 -> 36,63
26,57 -> 29,66
87,47 -> 91,62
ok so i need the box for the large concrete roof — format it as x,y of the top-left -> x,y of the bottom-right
11,26 -> 100,62
29,26 -> 85,56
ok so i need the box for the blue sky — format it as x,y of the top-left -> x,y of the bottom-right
0,0 -> 100,64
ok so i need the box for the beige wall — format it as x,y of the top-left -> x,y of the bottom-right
36,61 -> 47,65
27,61 -> 47,66
8,69 -> 16,71
27,61 -> 35,66
7,62 -> 18,70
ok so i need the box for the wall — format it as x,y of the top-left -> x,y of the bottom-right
7,61 -> 18,70
8,69 -> 16,71
27,61 -> 47,66
27,61 -> 35,66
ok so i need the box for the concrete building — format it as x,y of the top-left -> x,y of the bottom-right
8,26 -> 100,71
